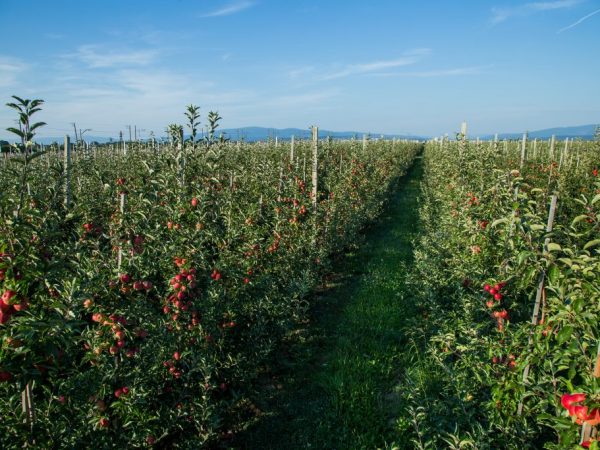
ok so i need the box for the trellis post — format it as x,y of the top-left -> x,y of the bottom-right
64,135 -> 72,208
517,194 -> 558,416
311,126 -> 318,212
520,133 -> 528,170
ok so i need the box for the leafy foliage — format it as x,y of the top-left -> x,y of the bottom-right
5,96 -> 46,151
0,132 -> 418,448
391,137 -> 600,449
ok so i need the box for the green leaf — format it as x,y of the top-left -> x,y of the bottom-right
557,258 -> 573,267
26,150 -> 49,163
571,215 -> 590,226
557,326 -> 573,344
591,193 -> 600,205
491,218 -> 509,228
6,127 -> 25,138
583,239 -> 600,250
547,243 -> 561,252
548,265 -> 560,284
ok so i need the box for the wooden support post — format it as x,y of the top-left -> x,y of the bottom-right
277,165 -> 283,202
517,194 -> 558,416
290,135 -> 295,162
311,126 -> 318,212
520,133 -> 527,170
594,341 -> 600,379
117,191 -> 126,272
549,135 -> 556,160
64,135 -> 71,208
178,142 -> 185,187
21,380 -> 35,437
558,139 -> 565,170
303,153 -> 306,182
562,138 -> 569,169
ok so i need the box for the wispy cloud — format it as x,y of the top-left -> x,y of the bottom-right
0,56 -> 28,87
529,0 -> 582,10
288,66 -> 316,80
370,65 -> 491,78
558,7 -> 600,32
69,45 -> 158,68
262,90 -> 340,107
17,60 -> 257,138
491,0 -> 582,23
320,49 -> 431,81
200,1 -> 255,18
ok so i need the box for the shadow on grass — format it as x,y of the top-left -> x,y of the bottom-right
231,157 -> 424,450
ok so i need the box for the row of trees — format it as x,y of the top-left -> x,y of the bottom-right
3,96 -> 228,153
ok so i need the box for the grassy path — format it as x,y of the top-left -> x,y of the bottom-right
234,156 -> 424,449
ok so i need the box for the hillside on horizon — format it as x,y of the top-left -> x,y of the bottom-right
3,124 -> 598,145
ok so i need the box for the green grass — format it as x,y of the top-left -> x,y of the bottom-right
232,156 -> 424,449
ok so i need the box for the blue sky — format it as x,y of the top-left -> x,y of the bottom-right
1,0 -> 599,139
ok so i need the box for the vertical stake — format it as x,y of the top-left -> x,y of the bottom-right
277,165 -> 283,201
520,132 -> 528,170
21,380 -> 35,438
303,153 -> 307,182
117,191 -> 126,272
311,126 -> 318,212
64,135 -> 71,208
517,195 -> 558,416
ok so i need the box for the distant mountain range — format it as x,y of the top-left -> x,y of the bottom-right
17,127 -> 426,145
479,124 -> 598,141
2,124 -> 597,145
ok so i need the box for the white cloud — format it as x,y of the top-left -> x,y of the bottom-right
370,65 -> 491,78
200,1 -> 255,18
558,7 -> 600,32
529,0 -> 582,10
0,56 -> 28,88
70,45 -> 158,68
288,66 -> 316,80
4,62 -> 258,139
262,90 -> 340,107
320,49 -> 431,81
491,0 -> 582,23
